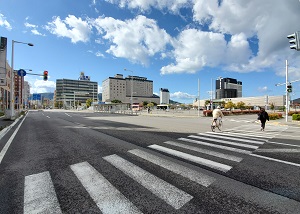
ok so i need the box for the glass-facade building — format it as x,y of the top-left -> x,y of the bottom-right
215,77 -> 242,99
56,79 -> 97,108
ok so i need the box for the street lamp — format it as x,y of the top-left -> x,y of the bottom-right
10,40 -> 33,120
124,68 -> 133,111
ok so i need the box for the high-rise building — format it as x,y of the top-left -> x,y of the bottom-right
160,88 -> 170,104
55,72 -> 97,108
215,77 -> 242,99
102,74 -> 158,104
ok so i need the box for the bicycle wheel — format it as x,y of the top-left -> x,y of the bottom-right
217,120 -> 222,131
211,125 -> 215,132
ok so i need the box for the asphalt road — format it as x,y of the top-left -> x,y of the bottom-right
0,110 -> 300,213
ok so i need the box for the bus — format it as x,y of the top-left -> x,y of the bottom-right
156,104 -> 169,111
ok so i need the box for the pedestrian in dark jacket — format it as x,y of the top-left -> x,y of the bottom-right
258,108 -> 269,131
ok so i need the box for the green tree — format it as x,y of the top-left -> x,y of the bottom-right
224,101 -> 235,110
86,98 -> 93,108
236,101 -> 246,109
270,103 -> 275,112
111,99 -> 122,103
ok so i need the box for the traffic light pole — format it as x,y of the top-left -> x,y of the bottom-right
285,60 -> 288,122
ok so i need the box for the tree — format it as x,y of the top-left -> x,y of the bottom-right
111,99 -> 122,103
224,101 -> 235,110
270,103 -> 275,112
236,101 -> 246,109
86,98 -> 93,108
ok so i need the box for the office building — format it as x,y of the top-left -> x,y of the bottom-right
160,88 -> 170,104
55,72 -> 97,108
102,74 -> 159,104
216,77 -> 242,99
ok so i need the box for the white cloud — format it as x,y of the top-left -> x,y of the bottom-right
0,14 -> 12,30
92,15 -> 171,66
45,15 -> 92,43
161,29 -> 226,74
95,51 -> 105,57
257,86 -> 269,93
171,91 -> 196,100
26,78 -> 56,94
105,0 -> 190,13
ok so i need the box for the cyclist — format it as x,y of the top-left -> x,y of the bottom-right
212,106 -> 224,127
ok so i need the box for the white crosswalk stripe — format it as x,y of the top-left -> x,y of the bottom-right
163,141 -> 243,162
148,144 -> 232,172
24,171 -> 62,214
103,154 -> 193,209
128,149 -> 216,187
71,161 -> 142,214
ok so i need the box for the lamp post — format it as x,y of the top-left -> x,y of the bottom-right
124,68 -> 133,111
10,40 -> 33,120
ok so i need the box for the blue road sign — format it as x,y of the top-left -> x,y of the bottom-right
32,93 -> 41,100
17,69 -> 26,77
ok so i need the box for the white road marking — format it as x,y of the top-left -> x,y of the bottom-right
103,154 -> 193,209
179,138 -> 252,154
24,171 -> 62,214
201,133 -> 265,145
250,154 -> 300,167
148,144 -> 232,172
128,149 -> 216,187
65,113 -> 72,117
267,141 -> 300,148
255,148 -> 300,153
188,135 -> 259,149
71,162 -> 142,214
164,141 -> 243,162
0,114 -> 26,164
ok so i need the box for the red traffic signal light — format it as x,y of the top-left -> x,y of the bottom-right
43,71 -> 48,81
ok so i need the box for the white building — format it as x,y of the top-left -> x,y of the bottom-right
160,88 -> 170,104
102,74 -> 159,104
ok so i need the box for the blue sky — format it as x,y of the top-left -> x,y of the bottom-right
1,0 -> 300,103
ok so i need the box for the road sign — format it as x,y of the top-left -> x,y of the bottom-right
32,93 -> 41,100
17,69 -> 27,76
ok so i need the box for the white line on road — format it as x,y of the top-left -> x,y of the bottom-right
128,149 -> 216,187
24,171 -> 62,214
164,141 -> 243,162
188,135 -> 259,149
103,154 -> 193,209
255,148 -> 300,153
65,113 -> 72,117
148,144 -> 232,173
71,162 -> 142,214
267,141 -> 300,148
0,114 -> 26,164
178,138 -> 252,154
200,133 -> 265,145
250,154 -> 300,167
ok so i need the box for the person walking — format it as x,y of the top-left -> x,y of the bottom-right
258,108 -> 269,131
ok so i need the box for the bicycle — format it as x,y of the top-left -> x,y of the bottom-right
211,117 -> 223,132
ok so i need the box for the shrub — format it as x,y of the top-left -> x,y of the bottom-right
288,111 -> 300,116
292,114 -> 300,121
203,110 -> 212,116
268,113 -> 283,120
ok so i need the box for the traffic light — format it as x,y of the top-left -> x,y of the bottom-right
287,31 -> 300,51
0,37 -> 7,50
43,71 -> 48,81
287,83 -> 292,93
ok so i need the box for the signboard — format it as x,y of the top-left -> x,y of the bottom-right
17,69 -> 27,77
32,93 -> 41,100
0,37 -> 7,86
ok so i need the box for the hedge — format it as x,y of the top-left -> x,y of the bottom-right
292,114 -> 300,121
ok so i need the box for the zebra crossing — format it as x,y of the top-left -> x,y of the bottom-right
22,124 -> 288,213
